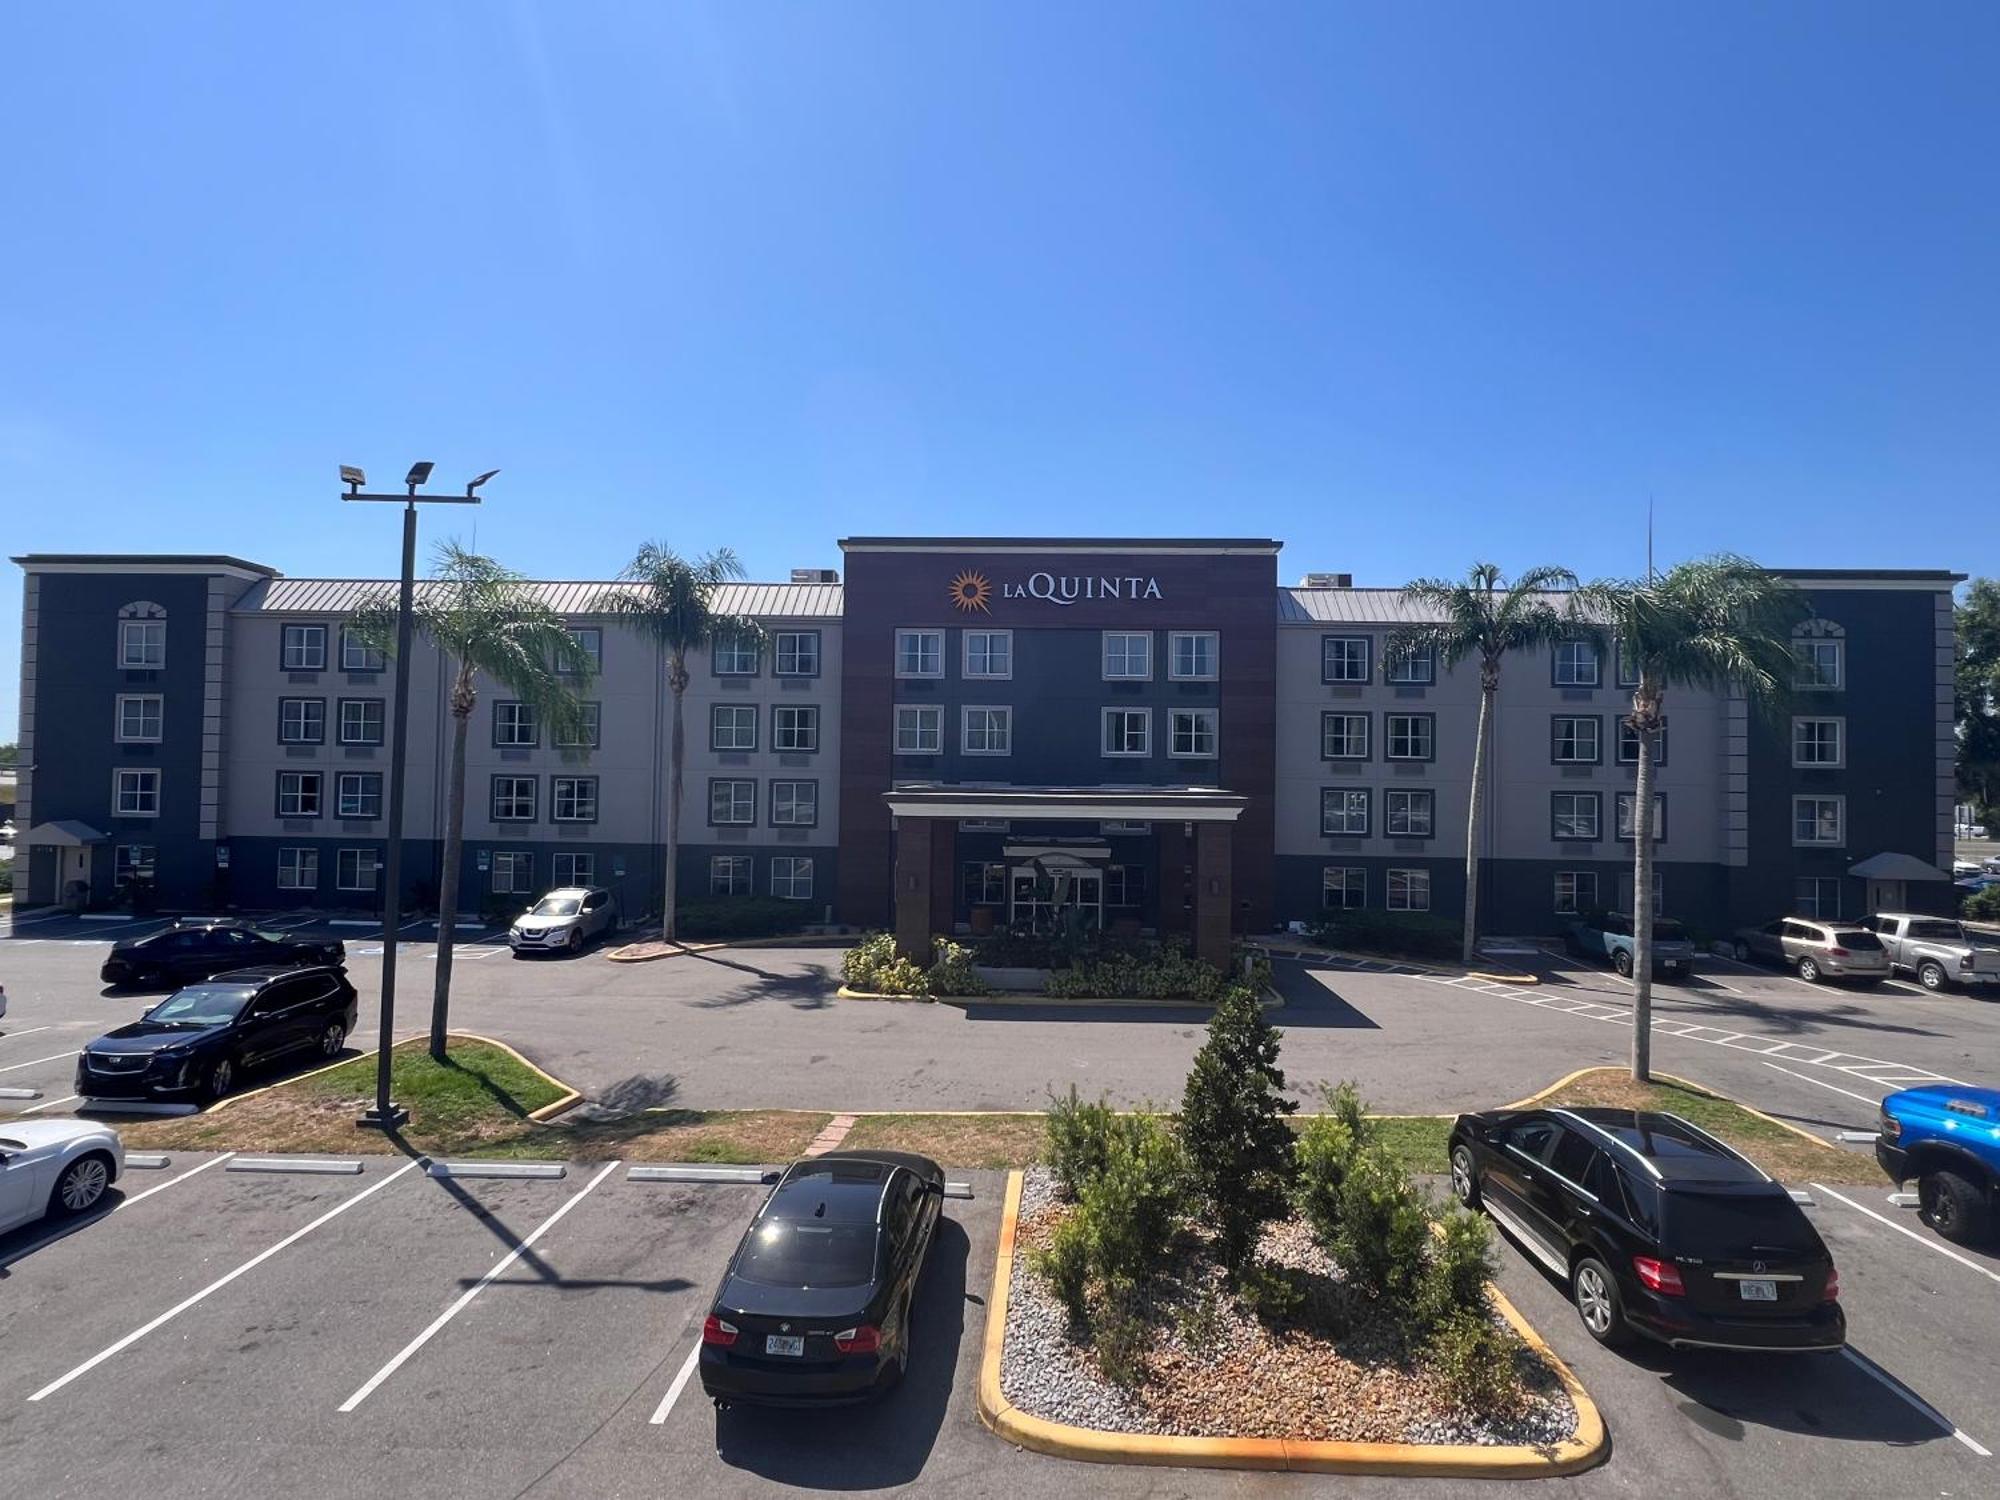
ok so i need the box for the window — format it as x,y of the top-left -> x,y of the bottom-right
490,851 -> 533,895
276,770 -> 322,818
710,854 -> 753,896
494,701 -> 539,747
771,856 -> 815,900
491,775 -> 538,822
895,629 -> 942,678
1169,631 -> 1218,681
1385,643 -> 1434,685
1321,712 -> 1369,760
1322,867 -> 1366,910
962,705 -> 1012,755
277,847 -> 319,890
1792,795 -> 1844,846
711,704 -> 758,751
341,630 -> 387,672
1793,637 -> 1843,690
773,704 -> 820,752
894,704 -> 943,754
1551,716 -> 1601,764
1617,718 -> 1665,765
1553,639 -> 1600,687
1554,871 -> 1599,916
555,703 -> 601,748
1104,865 -> 1147,907
1616,792 -> 1667,842
1386,713 -> 1434,761
119,618 -> 165,669
1615,638 -> 1640,688
115,845 -> 157,885
1792,717 -> 1844,768
1387,869 -> 1431,911
1386,788 -> 1433,837
963,862 -> 1007,905
279,698 -> 326,744
1170,708 -> 1218,758
337,772 -> 382,819
963,630 -> 1012,679
1102,707 -> 1151,757
116,694 -> 163,743
709,779 -> 756,825
713,633 -> 760,675
112,769 -> 160,816
338,698 -> 384,746
337,847 -> 380,892
553,852 -> 596,888
1102,632 -> 1152,680
282,624 -> 328,671
552,776 -> 598,822
1552,791 -> 1602,841
1796,875 -> 1842,919
1321,787 -> 1370,836
770,780 -> 818,826
564,627 -> 602,674
774,631 -> 820,677
1322,635 -> 1369,683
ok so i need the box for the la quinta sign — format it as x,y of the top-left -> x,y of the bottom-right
948,569 -> 1163,613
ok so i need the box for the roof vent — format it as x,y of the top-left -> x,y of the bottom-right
791,568 -> 839,584
1300,572 -> 1353,588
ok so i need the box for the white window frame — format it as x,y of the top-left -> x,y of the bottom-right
1553,639 -> 1600,687
1792,794 -> 1845,847
1168,631 -> 1218,682
282,623 -> 328,671
276,770 -> 321,819
489,850 -> 534,896
1101,707 -> 1152,757
119,618 -> 165,669
336,772 -> 382,820
1322,866 -> 1366,910
494,701 -> 539,747
277,847 -> 319,891
1322,635 -> 1369,684
555,702 -> 602,749
710,854 -> 753,896
1385,713 -> 1434,762
1387,868 -> 1431,912
1321,787 -> 1370,836
895,629 -> 943,679
710,779 -> 756,825
491,775 -> 538,823
1384,643 -> 1435,686
1169,708 -> 1218,759
770,855 -> 815,901
551,776 -> 598,823
1552,791 -> 1602,841
1386,788 -> 1433,837
774,631 -> 820,677
962,705 -> 1013,756
116,693 -> 163,744
564,627 -> 603,674
1791,717 -> 1845,769
962,630 -> 1013,680
338,698 -> 384,746
894,704 -> 943,755
279,698 -> 325,745
341,630 -> 387,672
712,633 -> 760,676
1321,712 -> 1369,760
1793,638 -> 1843,691
711,704 -> 758,752
1101,632 -> 1153,681
553,852 -> 596,888
1616,792 -> 1667,843
113,767 -> 161,817
772,704 -> 820,753
770,780 -> 818,827
336,847 -> 380,893
1795,875 -> 1842,919
1554,871 -> 1599,915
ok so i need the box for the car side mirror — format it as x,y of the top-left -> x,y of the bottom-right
924,1180 -> 945,1196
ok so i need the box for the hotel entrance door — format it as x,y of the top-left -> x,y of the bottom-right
1009,866 -> 1103,933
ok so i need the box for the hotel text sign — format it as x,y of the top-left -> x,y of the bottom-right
949,569 -> 1162,613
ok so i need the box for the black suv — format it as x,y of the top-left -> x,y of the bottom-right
100,918 -> 345,990
77,965 -> 358,1103
1450,1105 -> 1844,1352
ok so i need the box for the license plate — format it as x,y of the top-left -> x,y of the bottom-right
764,1334 -> 805,1357
1738,1279 -> 1777,1302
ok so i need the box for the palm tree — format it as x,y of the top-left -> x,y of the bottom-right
1574,556 -> 1804,1082
1386,563 -> 1581,964
594,545 -> 760,941
350,543 -> 596,1059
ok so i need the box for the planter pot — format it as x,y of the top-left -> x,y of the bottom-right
973,965 -> 1048,993
969,905 -> 998,936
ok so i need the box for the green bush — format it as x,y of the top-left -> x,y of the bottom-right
1332,1145 -> 1431,1305
1963,885 -> 2000,922
1294,1082 -> 1370,1245
1180,986 -> 1297,1275
1044,947 -> 1228,1000
841,932 -> 928,995
1045,1085 -> 1123,1200
1076,1114 -> 1185,1281
1424,1309 -> 1528,1417
926,938 -> 991,996
1089,1279 -> 1152,1386
1310,910 -> 1461,962
0,864 -> 13,895
1035,1215 -> 1092,1324
1420,1207 -> 1497,1329
676,896 -> 815,940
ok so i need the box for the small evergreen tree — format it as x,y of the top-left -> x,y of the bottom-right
1179,986 -> 1297,1275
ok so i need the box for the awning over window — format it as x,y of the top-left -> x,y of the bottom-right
884,784 -> 1247,823
1847,851 -> 1951,882
19,820 -> 110,847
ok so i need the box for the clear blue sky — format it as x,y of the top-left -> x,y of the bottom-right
4,3 -> 1996,739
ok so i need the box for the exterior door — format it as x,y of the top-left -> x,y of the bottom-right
1866,879 -> 1904,915
1009,870 -> 1052,931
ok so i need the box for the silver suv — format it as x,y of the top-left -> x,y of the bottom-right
508,887 -> 620,956
1734,918 -> 1890,985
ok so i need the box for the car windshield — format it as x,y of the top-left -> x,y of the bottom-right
735,1218 -> 878,1288
1653,920 -> 1689,942
531,898 -> 581,917
1659,1189 -> 1818,1259
145,986 -> 255,1027
1829,929 -> 1884,950
1907,920 -> 1965,942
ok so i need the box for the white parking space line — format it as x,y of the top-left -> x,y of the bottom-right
18,1094 -> 81,1115
336,1159 -> 621,1413
1761,1061 -> 1887,1109
119,1151 -> 235,1208
0,1027 -> 58,1044
649,1339 -> 703,1425
0,1052 -> 78,1076
1812,1182 -> 2000,1286
0,1153 -> 234,1272
1839,1347 -> 1990,1458
28,1159 -> 421,1402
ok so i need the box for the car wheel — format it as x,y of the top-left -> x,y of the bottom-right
1450,1143 -> 1480,1208
1572,1257 -> 1632,1347
1919,1170 -> 1992,1246
1797,957 -> 1822,983
199,1056 -> 236,1103
1613,949 -> 1634,978
318,1021 -> 347,1058
50,1153 -> 112,1217
567,929 -> 584,955
1732,941 -> 1751,964
1918,961 -> 1948,992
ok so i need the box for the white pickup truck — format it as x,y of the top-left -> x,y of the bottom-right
1863,913 -> 2000,992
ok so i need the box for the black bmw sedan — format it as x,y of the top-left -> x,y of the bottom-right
699,1150 -> 945,1408
100,918 -> 345,991
1449,1105 -> 1844,1353
77,965 -> 358,1103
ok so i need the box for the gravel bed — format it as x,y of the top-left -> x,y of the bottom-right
999,1167 -> 1580,1449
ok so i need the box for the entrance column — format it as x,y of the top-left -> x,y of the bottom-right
893,816 -> 935,965
1194,821 -> 1233,972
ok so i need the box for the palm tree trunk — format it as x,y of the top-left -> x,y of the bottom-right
431,695 -> 471,1061
663,654 -> 688,942
1629,701 -> 1660,1084
1461,674 -> 1494,964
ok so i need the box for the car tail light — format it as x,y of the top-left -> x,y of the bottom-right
1827,945 -> 1849,957
1633,1256 -> 1686,1296
701,1316 -> 738,1348
833,1325 -> 881,1354
1823,1267 -> 1840,1303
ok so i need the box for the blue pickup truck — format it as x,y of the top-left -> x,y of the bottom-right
1877,1086 -> 2000,1245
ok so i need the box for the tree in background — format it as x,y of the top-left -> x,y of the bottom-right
1575,558 -> 1804,1082
350,543 -> 595,1058
1956,579 -> 2000,829
595,545 -> 760,940
1385,564 -> 1579,963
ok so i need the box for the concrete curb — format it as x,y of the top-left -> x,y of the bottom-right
977,1170 -> 1608,1477
606,933 -> 861,964
1509,1065 -> 1859,1157
1268,942 -> 1541,986
834,985 -> 937,1003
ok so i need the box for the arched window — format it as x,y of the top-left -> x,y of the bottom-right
117,600 -> 168,669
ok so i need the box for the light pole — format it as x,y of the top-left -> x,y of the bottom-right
341,462 -> 493,1129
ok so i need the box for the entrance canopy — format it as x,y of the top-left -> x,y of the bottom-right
20,820 -> 109,847
1847,851 -> 1951,882
882,784 -> 1247,823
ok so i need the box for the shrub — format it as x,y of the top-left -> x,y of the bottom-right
841,933 -> 928,996
1090,1279 -> 1152,1386
1045,1085 -> 1122,1200
1174,1286 -> 1225,1348
1035,1215 -> 1091,1324
1310,910 -> 1460,962
1044,947 -> 1228,1001
1332,1145 -> 1431,1305
1294,1082 -> 1370,1245
1235,1260 -> 1306,1323
1180,986 -> 1297,1274
1077,1114 -> 1185,1281
1420,1207 -> 1498,1329
1424,1309 -> 1528,1417
1964,884 -> 2000,922
926,938 -> 991,996
676,896 -> 815,940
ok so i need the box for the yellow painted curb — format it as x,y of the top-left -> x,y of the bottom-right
835,985 -> 937,1003
1468,970 -> 1539,985
977,1170 -> 1608,1477
452,1032 -> 585,1122
1509,1065 -> 1856,1158
938,986 -> 1285,1011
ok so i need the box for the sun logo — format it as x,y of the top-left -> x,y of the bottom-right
948,571 -> 993,613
